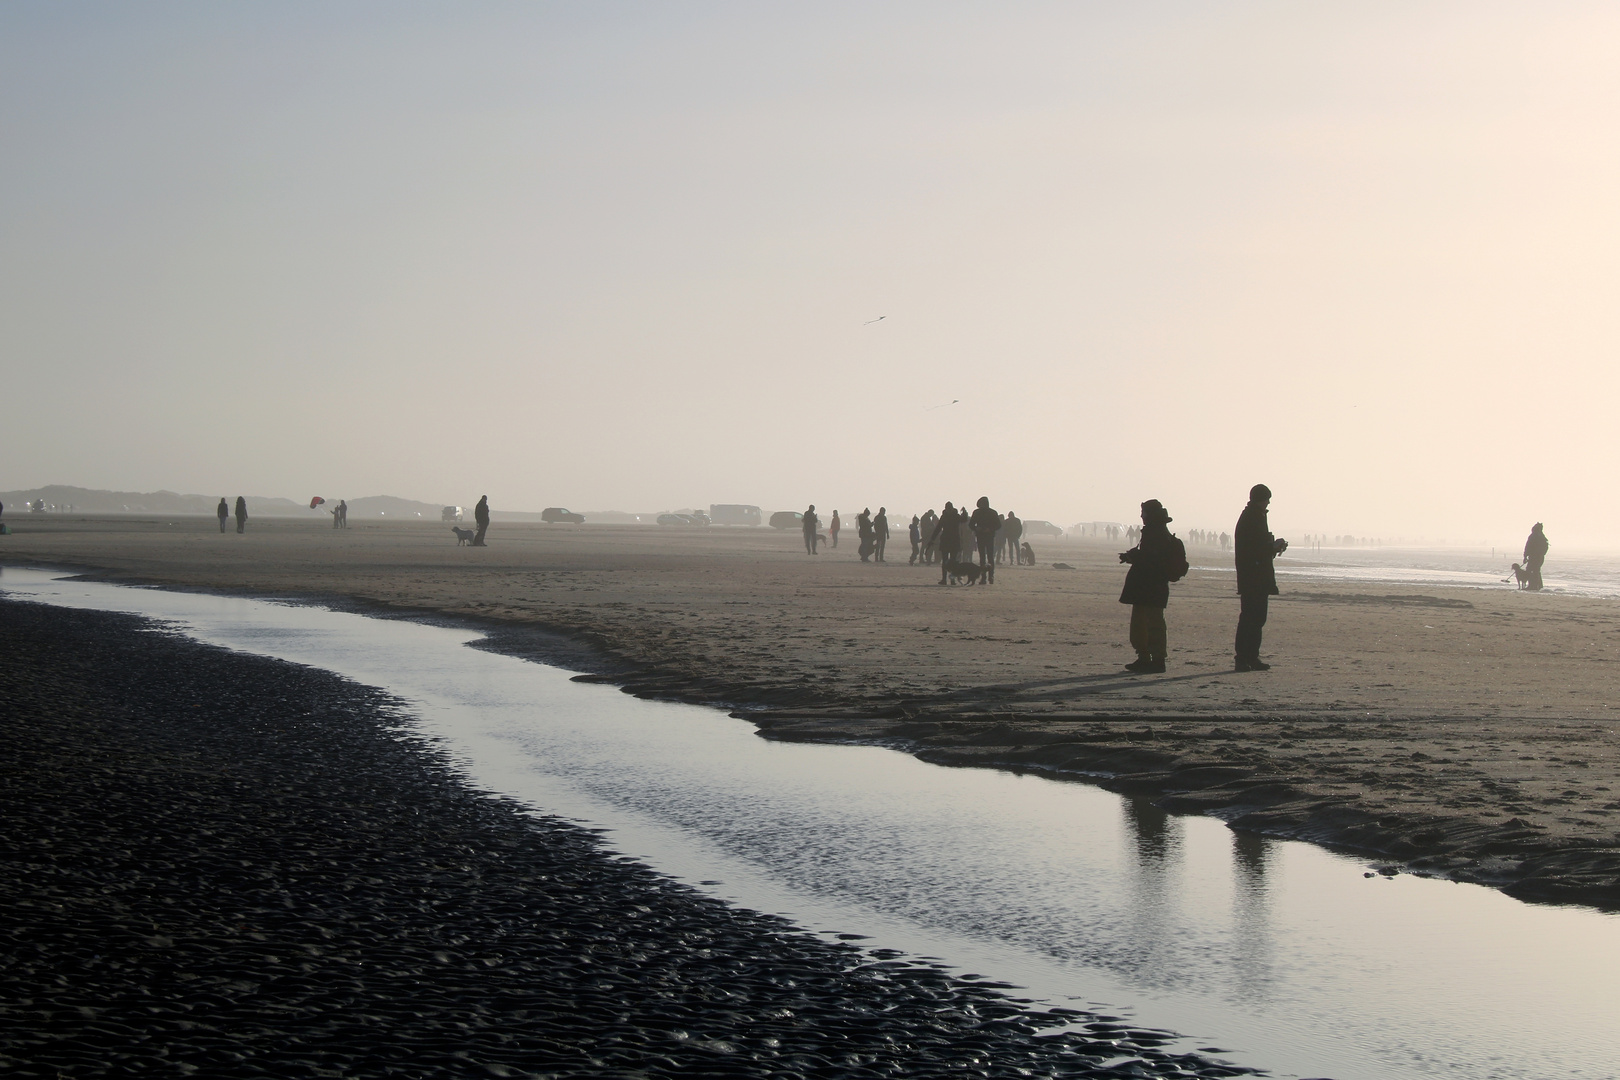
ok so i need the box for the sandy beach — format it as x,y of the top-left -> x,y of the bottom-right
4,514 -> 1619,907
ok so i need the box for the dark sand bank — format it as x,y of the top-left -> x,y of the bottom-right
0,599 -> 1255,1079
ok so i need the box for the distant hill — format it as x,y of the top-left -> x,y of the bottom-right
0,485 -> 308,517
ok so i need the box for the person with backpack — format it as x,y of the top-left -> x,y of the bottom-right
1117,499 -> 1188,674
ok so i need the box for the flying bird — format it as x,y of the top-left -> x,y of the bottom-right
864,315 -> 886,325
925,399 -> 960,411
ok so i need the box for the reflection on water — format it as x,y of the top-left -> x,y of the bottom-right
5,567 -> 1620,1080
1198,546 -> 1620,598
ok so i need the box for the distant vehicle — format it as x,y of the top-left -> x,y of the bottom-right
541,507 -> 585,524
657,513 -> 702,526
1021,519 -> 1065,537
441,506 -> 463,522
769,511 -> 803,530
709,504 -> 762,526
687,511 -> 710,526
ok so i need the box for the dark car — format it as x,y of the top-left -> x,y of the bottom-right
541,507 -> 585,524
657,513 -> 702,526
768,511 -> 803,530
1021,519 -> 1065,537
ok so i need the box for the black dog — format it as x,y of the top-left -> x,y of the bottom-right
944,560 -> 988,585
1018,541 -> 1035,566
451,526 -> 477,546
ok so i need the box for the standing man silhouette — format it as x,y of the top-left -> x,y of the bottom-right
472,496 -> 490,547
908,515 -> 922,565
931,502 -> 964,583
1234,484 -> 1287,671
802,505 -> 820,554
216,498 -> 229,533
1118,499 -> 1184,673
234,496 -> 248,534
873,507 -> 889,562
969,497 -> 1000,582
829,510 -> 841,549
1522,523 -> 1549,591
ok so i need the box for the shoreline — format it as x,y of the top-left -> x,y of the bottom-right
3,516 -> 1618,911
0,597 -> 1253,1079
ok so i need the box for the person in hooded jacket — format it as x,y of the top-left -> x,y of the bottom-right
930,502 -> 964,583
1233,483 -> 1288,671
1118,499 -> 1186,674
217,498 -> 229,533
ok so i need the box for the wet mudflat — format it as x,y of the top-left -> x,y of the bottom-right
5,568 -> 1620,1079
0,598 -> 1239,1079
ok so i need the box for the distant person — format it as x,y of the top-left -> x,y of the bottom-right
1118,499 -> 1187,674
856,508 -> 874,562
1234,484 -> 1288,671
803,504 -> 820,554
969,497 -> 1000,579
920,508 -> 939,564
473,496 -> 490,546
338,499 -> 348,528
873,507 -> 889,562
830,511 -> 841,549
234,496 -> 248,534
216,497 -> 229,533
908,515 -> 922,565
1002,510 -> 1023,566
1523,523 -> 1548,591
930,502 -> 964,584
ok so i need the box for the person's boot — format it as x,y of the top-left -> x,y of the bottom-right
1234,657 -> 1270,672
1143,656 -> 1166,674
1124,656 -> 1153,673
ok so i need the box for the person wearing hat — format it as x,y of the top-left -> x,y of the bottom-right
1233,483 -> 1288,671
1522,522 -> 1548,591
1118,499 -> 1187,674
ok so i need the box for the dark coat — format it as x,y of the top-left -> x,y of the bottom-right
969,505 -> 999,540
474,498 -> 490,527
1234,501 -> 1278,596
234,497 -> 247,521
1118,522 -> 1183,608
1523,528 -> 1548,568
930,507 -> 963,553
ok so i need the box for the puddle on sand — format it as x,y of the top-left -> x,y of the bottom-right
5,566 -> 1619,1080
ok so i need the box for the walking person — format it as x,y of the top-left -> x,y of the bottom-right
216,498 -> 229,533
856,508 -> 875,563
920,508 -> 939,564
802,505 -> 820,555
1118,499 -> 1187,674
969,497 -> 1000,582
931,502 -> 965,584
829,511 -> 841,549
1523,522 -> 1549,591
873,507 -> 889,562
233,496 -> 248,534
472,496 -> 490,546
1003,510 -> 1023,567
908,515 -> 922,565
1234,484 -> 1288,671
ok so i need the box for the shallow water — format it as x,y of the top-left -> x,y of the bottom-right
1195,545 -> 1620,599
5,566 -> 1619,1080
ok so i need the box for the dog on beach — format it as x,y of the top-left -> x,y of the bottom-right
1505,563 -> 1531,589
944,560 -> 988,585
451,526 -> 477,546
1018,541 -> 1035,566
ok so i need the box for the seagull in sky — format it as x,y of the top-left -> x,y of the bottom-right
925,399 -> 959,411
864,315 -> 886,324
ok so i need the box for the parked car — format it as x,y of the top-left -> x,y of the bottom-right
768,511 -> 803,530
541,507 -> 585,524
1021,519 -> 1065,537
657,513 -> 702,526
441,506 -> 463,522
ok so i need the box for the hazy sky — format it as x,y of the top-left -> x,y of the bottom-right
5,3 -> 1620,545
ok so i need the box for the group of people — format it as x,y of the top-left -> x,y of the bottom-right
803,499 -> 1032,580
815,507 -> 892,563
1117,484 -> 1286,674
215,497 -> 248,533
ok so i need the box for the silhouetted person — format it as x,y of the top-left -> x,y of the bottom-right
803,504 -> 820,554
1118,500 -> 1186,673
874,507 -> 889,562
234,496 -> 248,534
1234,484 -> 1287,671
1002,510 -> 1023,565
856,508 -> 874,562
338,499 -> 348,528
1523,522 -> 1548,591
830,510 -> 841,549
909,515 -> 922,565
930,502 -> 964,583
969,497 -> 999,581
472,496 -> 490,546
920,508 -> 939,563
216,498 -> 229,533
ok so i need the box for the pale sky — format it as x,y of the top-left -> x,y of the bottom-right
5,3 -> 1620,545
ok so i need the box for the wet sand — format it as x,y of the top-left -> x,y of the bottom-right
0,599 -> 1253,1079
4,514 -> 1619,907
